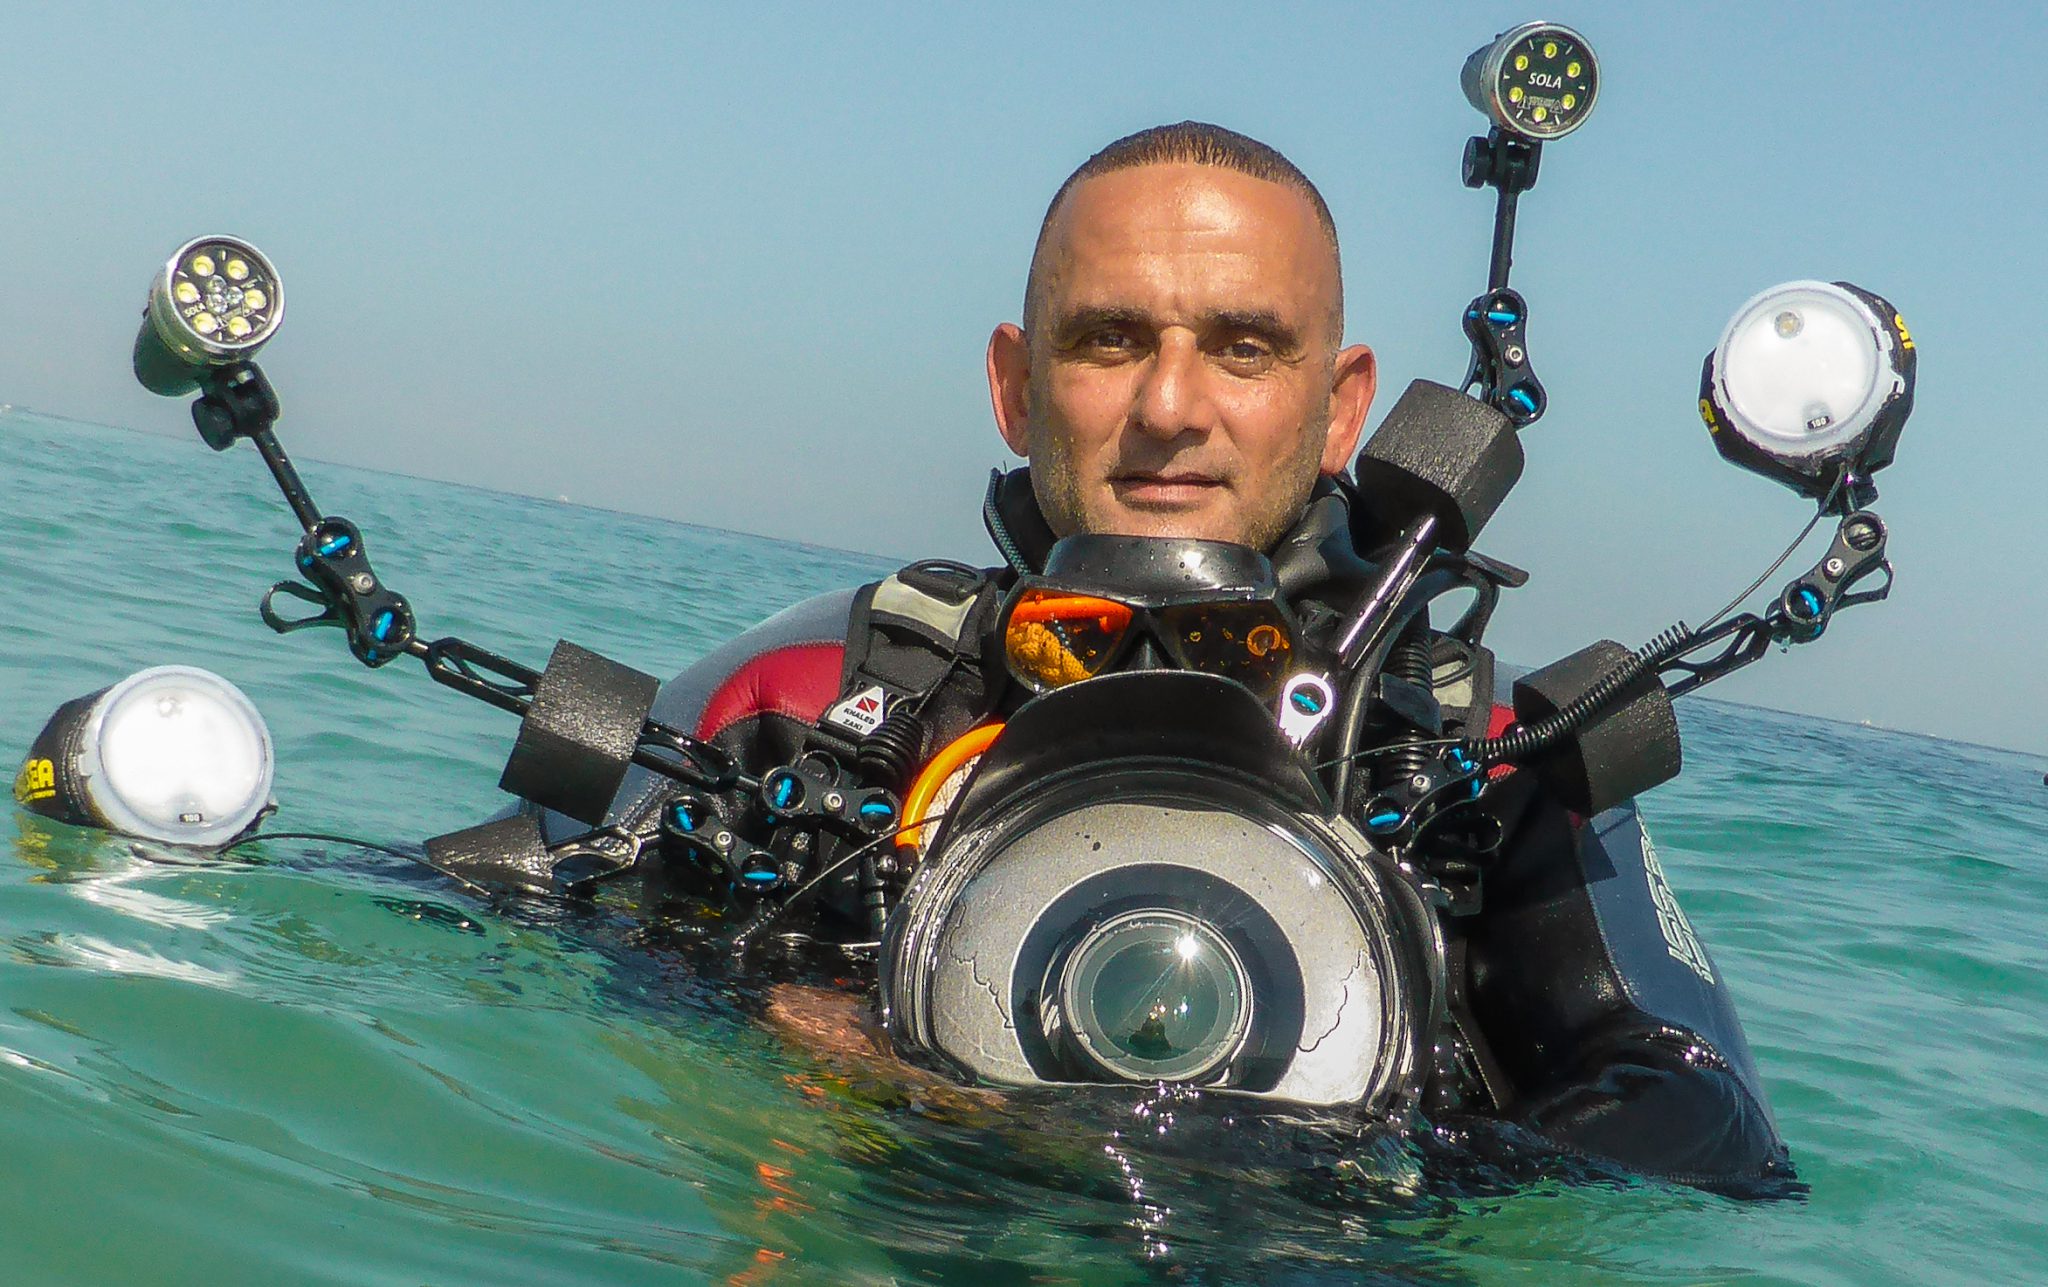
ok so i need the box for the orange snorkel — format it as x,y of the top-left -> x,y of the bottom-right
895,722 -> 1004,855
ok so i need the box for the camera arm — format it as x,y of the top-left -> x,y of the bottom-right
186,361 -> 754,800
1656,510 -> 1892,699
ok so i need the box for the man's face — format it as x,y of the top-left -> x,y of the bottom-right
988,163 -> 1377,549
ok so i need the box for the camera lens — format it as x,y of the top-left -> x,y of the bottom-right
1056,910 -> 1252,1083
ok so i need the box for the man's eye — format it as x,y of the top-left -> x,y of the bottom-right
1084,330 -> 1135,352
1218,339 -> 1274,365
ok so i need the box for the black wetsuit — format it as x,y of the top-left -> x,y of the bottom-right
551,468 -> 1790,1190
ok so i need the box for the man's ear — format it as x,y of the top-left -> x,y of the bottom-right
1319,343 -> 1378,475
987,323 -> 1033,457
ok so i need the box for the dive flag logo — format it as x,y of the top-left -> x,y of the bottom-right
824,684 -> 890,737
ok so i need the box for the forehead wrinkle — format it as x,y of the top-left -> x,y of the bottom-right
1031,165 -> 1342,346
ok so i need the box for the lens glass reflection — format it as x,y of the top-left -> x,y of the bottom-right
1003,589 -> 1297,700
1005,590 -> 1133,692
1157,601 -> 1294,699
1059,910 -> 1251,1083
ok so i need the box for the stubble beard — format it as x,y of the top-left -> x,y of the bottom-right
1026,396 -> 1329,552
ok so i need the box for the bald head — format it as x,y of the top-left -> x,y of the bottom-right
1023,122 -> 1344,342
985,127 -> 1378,549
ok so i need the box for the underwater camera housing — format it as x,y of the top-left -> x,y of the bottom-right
881,671 -> 1441,1110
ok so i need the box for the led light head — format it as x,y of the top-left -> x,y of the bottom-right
1462,21 -> 1599,141
16,666 -> 276,848
1700,280 -> 1915,504
134,236 -> 285,396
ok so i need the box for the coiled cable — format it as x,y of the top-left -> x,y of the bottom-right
1374,619 -> 1439,791
856,705 -> 927,790
1469,624 -> 1694,768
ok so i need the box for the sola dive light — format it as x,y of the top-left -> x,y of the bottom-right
1454,23 -> 1601,428
1700,281 -> 1915,508
133,236 -> 284,398
1461,22 -> 1599,142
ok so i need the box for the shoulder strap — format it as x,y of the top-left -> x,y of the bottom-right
815,561 -> 1000,749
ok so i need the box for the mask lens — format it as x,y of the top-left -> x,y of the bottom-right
1004,590 -> 1134,692
1157,602 -> 1295,699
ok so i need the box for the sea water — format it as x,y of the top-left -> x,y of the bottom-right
1,409 -> 2043,1286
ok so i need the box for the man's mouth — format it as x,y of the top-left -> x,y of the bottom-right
1109,470 -> 1227,506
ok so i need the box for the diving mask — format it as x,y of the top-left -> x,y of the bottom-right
1000,536 -> 1303,703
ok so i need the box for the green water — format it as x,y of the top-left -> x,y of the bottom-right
3,409 -> 2044,1285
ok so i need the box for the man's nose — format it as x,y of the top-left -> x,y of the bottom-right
1131,330 -> 1215,440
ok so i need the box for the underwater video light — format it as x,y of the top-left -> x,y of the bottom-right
14,666 -> 275,848
133,236 -> 285,397
1700,281 -> 1914,502
1461,21 -> 1599,141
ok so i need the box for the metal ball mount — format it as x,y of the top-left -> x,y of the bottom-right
1459,128 -> 1548,427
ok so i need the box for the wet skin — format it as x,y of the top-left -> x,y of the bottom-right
988,162 -> 1378,550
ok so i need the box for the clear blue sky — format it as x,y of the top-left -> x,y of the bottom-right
4,2 -> 2042,753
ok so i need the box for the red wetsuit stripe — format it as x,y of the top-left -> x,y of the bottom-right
695,641 -> 846,742
1485,703 -> 1519,780
1482,700 -> 1588,823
